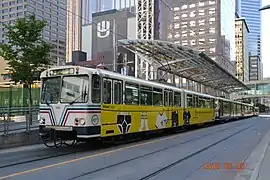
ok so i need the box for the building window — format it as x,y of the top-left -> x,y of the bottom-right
190,4 -> 195,8
209,38 -> 215,43
190,11 -> 196,17
174,7 -> 180,11
168,33 -> 172,39
209,8 -> 216,14
181,5 -> 187,9
200,48 -> 205,52
2,15 -> 9,19
199,2 -> 205,6
174,16 -> 179,20
210,47 -> 215,53
182,14 -> 187,18
182,42 -> 188,46
190,20 -> 195,26
10,7 -> 16,12
174,23 -> 180,29
2,9 -> 9,13
209,28 -> 215,34
17,6 -> 23,10
9,1 -> 16,5
199,10 -> 205,16
209,0 -> 215,5
199,19 -> 205,25
199,38 -> 205,44
2,2 -> 9,7
209,17 -> 215,25
199,29 -> 205,35
174,33 -> 180,38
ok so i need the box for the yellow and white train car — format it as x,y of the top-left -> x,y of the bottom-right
38,66 -> 257,146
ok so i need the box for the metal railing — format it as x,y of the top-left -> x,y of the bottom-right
0,107 -> 39,135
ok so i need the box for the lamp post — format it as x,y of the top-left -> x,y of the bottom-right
259,5 -> 270,11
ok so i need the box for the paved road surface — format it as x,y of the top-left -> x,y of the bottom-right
0,116 -> 269,180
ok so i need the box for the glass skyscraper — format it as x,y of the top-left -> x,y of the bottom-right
239,0 -> 261,56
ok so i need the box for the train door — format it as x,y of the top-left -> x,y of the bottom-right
194,95 -> 199,124
220,100 -> 224,117
164,89 -> 173,127
184,93 -> 194,125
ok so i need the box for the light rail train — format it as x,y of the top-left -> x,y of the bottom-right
38,66 -> 259,147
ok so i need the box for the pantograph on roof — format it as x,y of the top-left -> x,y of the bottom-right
118,39 -> 249,93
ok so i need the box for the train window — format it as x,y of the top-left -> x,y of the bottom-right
187,94 -> 193,107
140,85 -> 152,105
174,92 -> 181,107
169,91 -> 173,106
209,98 -> 214,108
103,78 -> 112,104
198,97 -> 206,107
114,81 -> 122,104
164,91 -> 168,106
193,95 -> 198,108
91,74 -> 101,103
205,98 -> 211,108
164,90 -> 172,106
153,88 -> 163,106
125,83 -> 139,105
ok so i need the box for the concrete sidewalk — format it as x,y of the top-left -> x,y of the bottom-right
234,116 -> 270,180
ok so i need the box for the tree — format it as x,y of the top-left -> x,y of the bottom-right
0,15 -> 53,130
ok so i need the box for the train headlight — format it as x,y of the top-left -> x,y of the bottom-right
79,118 -> 85,125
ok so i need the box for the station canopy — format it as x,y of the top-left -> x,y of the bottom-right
118,39 -> 249,93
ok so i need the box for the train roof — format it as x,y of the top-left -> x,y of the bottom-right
41,66 -> 254,106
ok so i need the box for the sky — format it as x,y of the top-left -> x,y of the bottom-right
261,0 -> 270,78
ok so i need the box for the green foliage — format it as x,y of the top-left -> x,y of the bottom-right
0,15 -> 53,84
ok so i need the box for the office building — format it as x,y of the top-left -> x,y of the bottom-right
81,9 -> 136,75
235,18 -> 249,82
66,0 -> 82,62
239,0 -> 261,56
249,55 -> 263,81
81,0 -> 136,24
0,0 -> 66,65
165,0 -> 236,75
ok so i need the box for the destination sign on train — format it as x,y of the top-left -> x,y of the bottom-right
51,68 -> 74,75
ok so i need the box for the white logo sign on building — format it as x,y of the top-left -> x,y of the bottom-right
97,21 -> 110,38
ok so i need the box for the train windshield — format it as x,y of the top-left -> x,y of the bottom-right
41,77 -> 61,104
41,75 -> 89,104
60,75 -> 89,104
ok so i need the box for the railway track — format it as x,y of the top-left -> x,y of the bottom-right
65,123 -> 252,180
0,117 -> 252,170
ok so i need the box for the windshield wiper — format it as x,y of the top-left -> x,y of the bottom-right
69,94 -> 83,105
69,85 -> 88,105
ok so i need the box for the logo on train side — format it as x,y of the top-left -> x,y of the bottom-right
97,21 -> 110,38
117,112 -> 131,134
